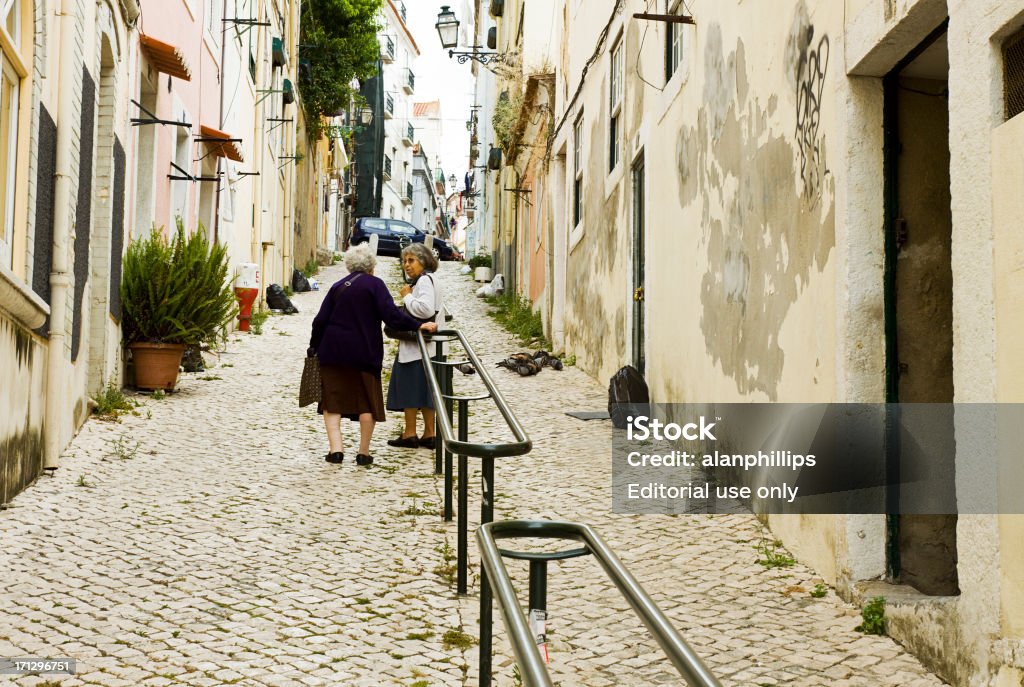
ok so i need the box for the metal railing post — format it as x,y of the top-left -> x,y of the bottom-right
528,560 -> 547,618
434,339 -> 444,478
481,457 -> 495,525
443,362 -> 455,517
457,399 -> 469,595
479,568 -> 494,687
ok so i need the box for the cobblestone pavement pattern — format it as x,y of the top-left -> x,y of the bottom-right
0,258 -> 947,687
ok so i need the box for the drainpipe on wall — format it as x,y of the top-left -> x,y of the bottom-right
212,0 -> 230,245
44,0 -> 81,469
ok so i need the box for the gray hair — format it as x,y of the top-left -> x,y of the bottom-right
344,243 -> 377,274
401,242 -> 438,273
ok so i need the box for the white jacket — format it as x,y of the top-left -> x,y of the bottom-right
397,273 -> 444,363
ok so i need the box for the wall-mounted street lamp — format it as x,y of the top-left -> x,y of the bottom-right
436,6 -> 460,48
436,5 -> 502,65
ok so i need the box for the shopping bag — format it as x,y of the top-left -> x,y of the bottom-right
299,355 -> 321,407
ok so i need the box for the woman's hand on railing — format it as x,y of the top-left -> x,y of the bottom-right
421,322 -> 439,334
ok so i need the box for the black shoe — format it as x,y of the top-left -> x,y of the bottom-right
387,435 -> 420,448
356,454 -> 374,466
418,435 -> 436,450
325,452 -> 344,464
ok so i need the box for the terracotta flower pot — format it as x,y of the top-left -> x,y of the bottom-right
129,342 -> 186,390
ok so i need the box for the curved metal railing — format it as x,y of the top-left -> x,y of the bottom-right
476,520 -> 724,687
417,329 -> 533,595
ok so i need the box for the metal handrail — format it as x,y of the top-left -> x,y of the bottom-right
416,328 -> 533,596
417,329 -> 531,459
477,520 -> 724,687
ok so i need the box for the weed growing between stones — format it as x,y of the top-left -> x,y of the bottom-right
856,596 -> 887,635
441,628 -> 477,651
94,381 -> 136,420
75,475 -> 93,488
754,538 -> 796,569
109,436 -> 139,460
151,389 -> 166,400
484,293 -> 550,348
406,630 -> 434,641
810,582 -> 828,598
249,309 -> 270,335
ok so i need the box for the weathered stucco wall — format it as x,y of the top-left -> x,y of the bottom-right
0,315 -> 47,505
993,86 -> 1024,683
561,0 -> 841,400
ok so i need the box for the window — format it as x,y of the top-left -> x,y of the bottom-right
1004,25 -> 1024,120
609,37 -> 623,171
0,0 -> 25,270
665,4 -> 687,82
573,115 -> 583,227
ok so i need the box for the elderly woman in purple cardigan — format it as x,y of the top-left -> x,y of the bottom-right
309,244 -> 437,467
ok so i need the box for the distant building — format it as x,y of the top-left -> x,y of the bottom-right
355,0 -> 420,222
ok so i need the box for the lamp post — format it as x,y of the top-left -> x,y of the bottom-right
436,6 -> 502,65
449,173 -> 458,192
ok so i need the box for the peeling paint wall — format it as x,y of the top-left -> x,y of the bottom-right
558,0 -> 838,397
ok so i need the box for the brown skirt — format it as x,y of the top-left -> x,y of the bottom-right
318,364 -> 386,421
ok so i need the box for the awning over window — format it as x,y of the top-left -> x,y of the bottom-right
140,34 -> 192,81
198,125 -> 244,163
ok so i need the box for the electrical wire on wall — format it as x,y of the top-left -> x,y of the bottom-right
550,0 -> 624,143
634,0 -> 662,91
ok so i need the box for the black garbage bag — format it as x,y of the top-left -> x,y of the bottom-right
266,284 -> 299,314
291,268 -> 312,293
608,365 -> 649,429
181,344 -> 205,373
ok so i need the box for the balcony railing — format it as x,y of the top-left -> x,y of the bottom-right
383,155 -> 392,180
398,1 -> 407,24
403,68 -> 415,94
384,94 -> 394,118
402,122 -> 414,146
401,181 -> 413,203
381,35 -> 395,62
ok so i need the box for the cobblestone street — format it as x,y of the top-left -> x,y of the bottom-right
0,259 -> 948,687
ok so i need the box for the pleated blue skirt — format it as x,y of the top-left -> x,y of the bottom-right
386,359 -> 435,411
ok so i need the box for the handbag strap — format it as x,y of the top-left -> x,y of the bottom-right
417,273 -> 440,319
330,272 -> 362,313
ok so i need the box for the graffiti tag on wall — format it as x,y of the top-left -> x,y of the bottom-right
794,27 -> 829,203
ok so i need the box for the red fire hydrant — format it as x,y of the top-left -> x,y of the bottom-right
235,263 -> 260,332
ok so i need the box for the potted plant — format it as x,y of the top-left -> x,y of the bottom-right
121,221 -> 238,390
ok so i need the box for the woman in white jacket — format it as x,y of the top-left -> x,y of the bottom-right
386,243 -> 444,450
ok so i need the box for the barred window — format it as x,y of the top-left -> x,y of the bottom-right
1004,25 -> 1024,120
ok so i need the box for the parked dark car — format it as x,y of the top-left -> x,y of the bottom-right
351,218 -> 462,261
